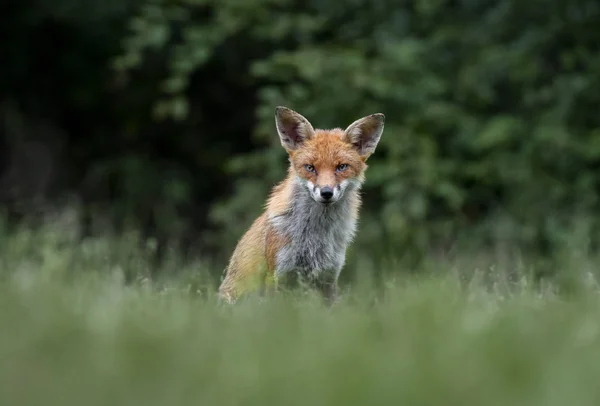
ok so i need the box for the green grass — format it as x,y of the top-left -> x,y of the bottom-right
2,222 -> 600,406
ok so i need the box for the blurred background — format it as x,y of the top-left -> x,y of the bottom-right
2,0 -> 600,284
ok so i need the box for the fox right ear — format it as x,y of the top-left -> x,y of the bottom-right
275,106 -> 315,151
343,113 -> 385,159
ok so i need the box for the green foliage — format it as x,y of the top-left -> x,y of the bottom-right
117,0 -> 600,266
3,0 -> 600,274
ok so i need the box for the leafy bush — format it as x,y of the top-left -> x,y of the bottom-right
3,0 -> 600,275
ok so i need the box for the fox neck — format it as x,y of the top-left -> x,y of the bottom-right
269,173 -> 361,279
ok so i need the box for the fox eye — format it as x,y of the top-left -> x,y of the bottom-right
304,164 -> 316,173
336,164 -> 349,172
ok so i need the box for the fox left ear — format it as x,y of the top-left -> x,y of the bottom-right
343,113 -> 385,158
275,106 -> 315,152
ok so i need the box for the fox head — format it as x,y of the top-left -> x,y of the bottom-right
275,106 -> 385,206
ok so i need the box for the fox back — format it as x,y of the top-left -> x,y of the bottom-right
218,107 -> 385,304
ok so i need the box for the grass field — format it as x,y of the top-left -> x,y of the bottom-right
2,223 -> 600,406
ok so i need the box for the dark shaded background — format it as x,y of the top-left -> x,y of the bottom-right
2,0 -> 600,281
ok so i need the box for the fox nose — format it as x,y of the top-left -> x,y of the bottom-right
320,186 -> 334,200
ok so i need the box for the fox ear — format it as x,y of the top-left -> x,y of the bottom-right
343,113 -> 385,158
275,106 -> 315,151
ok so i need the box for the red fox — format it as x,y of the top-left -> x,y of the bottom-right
218,106 -> 385,304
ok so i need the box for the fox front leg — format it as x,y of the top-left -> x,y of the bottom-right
312,273 -> 339,306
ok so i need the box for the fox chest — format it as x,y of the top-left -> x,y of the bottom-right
270,210 -> 356,279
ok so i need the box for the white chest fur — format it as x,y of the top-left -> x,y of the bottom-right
270,181 -> 359,281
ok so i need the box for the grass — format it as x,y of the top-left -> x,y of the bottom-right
2,221 -> 600,405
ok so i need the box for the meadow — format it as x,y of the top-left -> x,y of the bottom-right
2,219 -> 600,406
